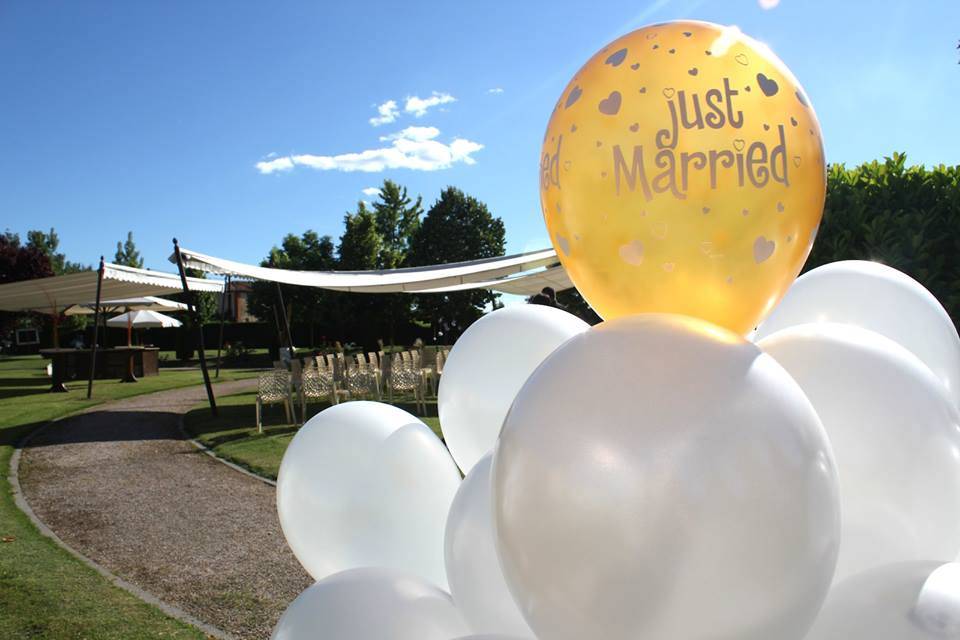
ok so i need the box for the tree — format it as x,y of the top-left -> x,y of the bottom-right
408,187 -> 506,340
2,230 -> 20,246
26,228 -> 87,274
556,289 -> 602,324
806,153 -> 960,328
335,202 -> 391,342
370,181 -> 423,343
0,233 -> 55,335
338,202 -> 382,270
371,180 -> 422,269
114,231 -> 143,268
248,230 -> 339,347
0,233 -> 54,285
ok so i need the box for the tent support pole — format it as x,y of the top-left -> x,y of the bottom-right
215,275 -> 230,378
52,305 -> 60,349
275,282 -> 295,361
48,302 -> 68,393
270,304 -> 282,361
121,306 -> 138,383
173,238 -> 217,417
86,257 -> 104,399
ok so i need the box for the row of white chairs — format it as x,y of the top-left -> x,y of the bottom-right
254,348 -> 450,431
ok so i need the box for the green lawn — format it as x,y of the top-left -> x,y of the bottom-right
0,354 -> 259,640
184,392 -> 442,481
157,347 -> 272,369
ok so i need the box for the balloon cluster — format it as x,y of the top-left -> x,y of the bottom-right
270,20 -> 960,640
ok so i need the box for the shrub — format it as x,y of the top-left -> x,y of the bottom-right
806,153 -> 960,328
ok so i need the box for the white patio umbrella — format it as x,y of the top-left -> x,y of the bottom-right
107,309 -> 183,328
107,310 -> 182,346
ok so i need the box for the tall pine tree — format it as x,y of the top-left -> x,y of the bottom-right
369,181 -> 423,344
114,231 -> 143,268
371,180 -> 422,269
334,202 -> 384,343
338,202 -> 382,269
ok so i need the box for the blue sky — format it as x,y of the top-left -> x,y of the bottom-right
1,0 -> 957,271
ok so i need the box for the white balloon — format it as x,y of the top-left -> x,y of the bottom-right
445,453 -> 534,637
806,561 -> 960,639
493,314 -> 840,640
755,260 -> 960,408
759,323 -> 960,583
439,304 -> 589,474
277,401 -> 461,588
450,636 -> 531,639
271,567 -> 469,640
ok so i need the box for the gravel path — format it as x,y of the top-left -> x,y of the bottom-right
18,380 -> 312,640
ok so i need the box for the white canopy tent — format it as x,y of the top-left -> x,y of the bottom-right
170,245 -> 569,296
64,296 -> 188,316
418,263 -> 574,296
0,258 -> 223,397
0,263 -> 222,313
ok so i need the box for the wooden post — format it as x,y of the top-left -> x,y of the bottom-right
275,282 -> 295,361
122,306 -> 138,383
173,239 -> 217,416
270,304 -> 282,362
51,304 -> 60,349
215,274 -> 230,378
48,302 -> 68,393
86,257 -> 105,399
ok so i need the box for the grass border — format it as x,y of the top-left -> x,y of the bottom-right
177,414 -> 277,488
8,386 -> 248,640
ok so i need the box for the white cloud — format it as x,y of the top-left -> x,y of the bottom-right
361,187 -> 380,196
488,87 -> 504,94
379,126 -> 441,142
404,92 -> 456,117
256,127 -> 483,174
758,0 -> 780,8
369,99 -> 399,126
255,156 -> 295,173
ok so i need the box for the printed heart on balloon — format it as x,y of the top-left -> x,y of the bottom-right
757,73 -> 779,96
619,240 -> 645,266
605,48 -> 628,67
598,91 -> 622,115
753,236 -> 775,263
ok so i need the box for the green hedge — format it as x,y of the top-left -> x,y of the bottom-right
805,153 -> 960,328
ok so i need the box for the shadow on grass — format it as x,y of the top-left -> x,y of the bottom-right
0,387 -> 55,400
184,394 -> 438,441
0,376 -> 53,387
201,425 -> 301,448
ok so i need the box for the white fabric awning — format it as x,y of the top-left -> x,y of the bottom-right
170,246 -> 569,294
64,296 -> 189,316
0,263 -> 223,312
412,264 -> 575,296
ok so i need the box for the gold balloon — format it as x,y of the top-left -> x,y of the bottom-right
540,20 -> 825,334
